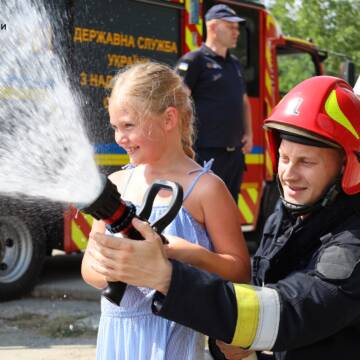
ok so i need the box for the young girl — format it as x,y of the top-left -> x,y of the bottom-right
81,62 -> 250,360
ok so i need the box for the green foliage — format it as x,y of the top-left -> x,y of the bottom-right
269,0 -> 360,82
277,53 -> 316,96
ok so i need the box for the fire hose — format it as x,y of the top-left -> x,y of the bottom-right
78,176 -> 183,306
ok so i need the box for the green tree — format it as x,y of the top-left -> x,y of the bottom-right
269,0 -> 360,82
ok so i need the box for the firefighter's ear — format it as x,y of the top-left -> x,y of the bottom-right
207,19 -> 218,34
163,106 -> 178,131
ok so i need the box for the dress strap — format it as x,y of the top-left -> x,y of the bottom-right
183,159 -> 214,201
120,163 -> 136,197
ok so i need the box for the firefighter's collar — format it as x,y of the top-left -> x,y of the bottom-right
201,43 -> 231,59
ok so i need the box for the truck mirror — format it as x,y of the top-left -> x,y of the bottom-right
340,60 -> 356,86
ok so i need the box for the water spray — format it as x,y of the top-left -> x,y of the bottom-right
0,0 -> 183,304
78,176 -> 183,306
0,0 -> 102,205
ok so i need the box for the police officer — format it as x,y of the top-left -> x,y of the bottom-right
176,4 -> 253,202
89,76 -> 360,360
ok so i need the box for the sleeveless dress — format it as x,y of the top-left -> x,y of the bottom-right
96,161 -> 214,360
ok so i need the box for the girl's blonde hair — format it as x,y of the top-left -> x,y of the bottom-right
110,61 -> 195,159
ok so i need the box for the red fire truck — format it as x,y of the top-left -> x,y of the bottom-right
0,0 -> 354,299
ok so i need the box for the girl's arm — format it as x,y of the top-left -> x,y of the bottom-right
81,218 -> 108,289
166,174 -> 251,283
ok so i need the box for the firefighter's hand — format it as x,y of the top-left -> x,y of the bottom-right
91,218 -> 173,294
216,340 -> 256,360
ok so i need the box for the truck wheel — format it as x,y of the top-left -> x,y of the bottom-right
0,214 -> 46,301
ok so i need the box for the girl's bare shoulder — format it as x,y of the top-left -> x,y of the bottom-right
184,168 -> 227,202
198,170 -> 225,188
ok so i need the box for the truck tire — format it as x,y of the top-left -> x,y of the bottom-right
0,213 -> 46,301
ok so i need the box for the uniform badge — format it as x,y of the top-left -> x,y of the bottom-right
212,74 -> 222,81
206,62 -> 222,69
285,97 -> 303,115
177,62 -> 189,71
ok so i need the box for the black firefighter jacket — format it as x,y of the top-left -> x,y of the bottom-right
152,193 -> 360,360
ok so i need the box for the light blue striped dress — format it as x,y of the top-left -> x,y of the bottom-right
96,162 -> 214,360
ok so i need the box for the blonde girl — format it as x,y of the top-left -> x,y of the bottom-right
82,61 -> 250,360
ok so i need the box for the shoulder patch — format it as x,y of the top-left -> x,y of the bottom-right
316,245 -> 358,280
177,62 -> 189,71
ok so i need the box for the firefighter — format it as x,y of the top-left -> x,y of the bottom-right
91,76 -> 360,360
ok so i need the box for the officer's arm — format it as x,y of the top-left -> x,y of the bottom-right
242,94 -> 253,153
153,246 -> 360,352
152,260 -> 280,350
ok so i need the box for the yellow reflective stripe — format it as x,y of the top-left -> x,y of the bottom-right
325,90 -> 360,139
241,182 -> 259,189
196,19 -> 203,37
284,35 -> 315,47
265,98 -> 272,115
185,26 -> 197,51
265,150 -> 273,178
71,221 -> 89,250
95,154 -> 129,166
83,213 -> 94,226
238,195 -> 253,223
195,0 -> 203,36
231,284 -> 260,348
247,188 -> 258,204
266,13 -> 275,30
245,154 -> 264,165
265,71 -> 272,98
185,0 -> 202,50
265,42 -> 272,65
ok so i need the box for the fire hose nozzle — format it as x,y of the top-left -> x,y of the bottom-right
77,174 -> 183,305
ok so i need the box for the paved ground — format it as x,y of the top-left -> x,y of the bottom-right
0,251 -> 259,359
0,252 -> 99,360
0,298 -> 98,359
0,252 -> 221,359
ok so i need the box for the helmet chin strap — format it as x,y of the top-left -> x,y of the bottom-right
276,176 -> 342,217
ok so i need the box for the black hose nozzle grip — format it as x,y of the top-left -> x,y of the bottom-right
80,176 -> 183,306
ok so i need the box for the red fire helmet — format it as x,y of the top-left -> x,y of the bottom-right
264,76 -> 360,195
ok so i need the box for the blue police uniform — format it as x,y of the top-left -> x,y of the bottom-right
151,192 -> 360,359
176,44 -> 247,201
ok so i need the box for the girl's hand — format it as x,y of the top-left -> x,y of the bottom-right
164,236 -> 199,265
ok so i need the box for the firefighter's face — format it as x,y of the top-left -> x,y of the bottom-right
109,101 -> 165,165
278,140 -> 343,206
214,20 -> 240,49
